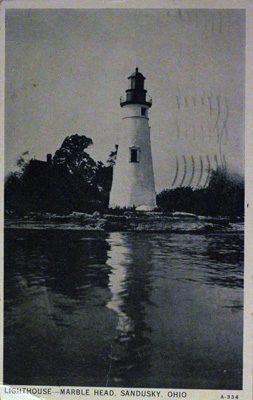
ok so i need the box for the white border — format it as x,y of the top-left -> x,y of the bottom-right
1,2 -> 252,400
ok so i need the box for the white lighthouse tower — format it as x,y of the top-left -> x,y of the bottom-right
109,68 -> 156,211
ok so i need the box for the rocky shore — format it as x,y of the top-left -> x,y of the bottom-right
4,211 -> 244,233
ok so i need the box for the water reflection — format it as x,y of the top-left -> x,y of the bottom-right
104,232 -> 243,388
178,233 -> 244,289
4,229 -> 115,386
106,233 -> 154,386
204,234 -> 244,289
5,229 -> 111,305
4,228 -> 243,388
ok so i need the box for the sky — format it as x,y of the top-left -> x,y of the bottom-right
5,8 -> 245,192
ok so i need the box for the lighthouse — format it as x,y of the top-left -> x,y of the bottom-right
109,68 -> 156,211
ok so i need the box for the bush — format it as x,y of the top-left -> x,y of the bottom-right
157,167 -> 244,218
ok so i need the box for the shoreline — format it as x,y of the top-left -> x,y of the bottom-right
4,211 -> 244,233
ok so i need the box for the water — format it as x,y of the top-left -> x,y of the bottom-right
4,228 -> 243,389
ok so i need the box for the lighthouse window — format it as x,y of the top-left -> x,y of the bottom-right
129,147 -> 140,163
141,108 -> 146,116
130,149 -> 138,162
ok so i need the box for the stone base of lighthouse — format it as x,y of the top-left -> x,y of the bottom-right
109,105 -> 156,211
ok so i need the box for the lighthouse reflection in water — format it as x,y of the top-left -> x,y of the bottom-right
106,233 -> 153,385
4,229 -> 243,389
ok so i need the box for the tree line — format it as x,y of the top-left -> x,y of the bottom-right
5,134 -> 244,218
157,167 -> 244,219
5,135 -> 116,215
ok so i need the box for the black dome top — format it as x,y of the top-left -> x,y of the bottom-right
120,68 -> 152,108
128,67 -> 146,80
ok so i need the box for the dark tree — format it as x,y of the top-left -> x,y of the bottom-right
106,144 -> 118,167
16,151 -> 31,173
4,135 -> 121,215
5,172 -> 24,214
206,167 -> 244,217
53,134 -> 97,182
50,135 -> 110,212
5,135 -> 110,215
157,167 -> 244,218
